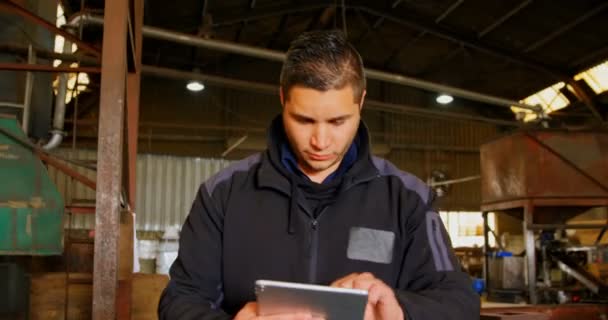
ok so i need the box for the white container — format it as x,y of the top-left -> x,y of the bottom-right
138,240 -> 159,274
156,226 -> 180,275
138,240 -> 159,259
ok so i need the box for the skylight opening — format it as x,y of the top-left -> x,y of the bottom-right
52,4 -> 89,105
574,60 -> 608,94
511,82 -> 570,122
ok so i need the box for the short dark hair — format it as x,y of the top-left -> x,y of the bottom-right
280,30 -> 366,103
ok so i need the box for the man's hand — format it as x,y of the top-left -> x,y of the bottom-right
331,273 -> 405,320
234,302 -> 324,320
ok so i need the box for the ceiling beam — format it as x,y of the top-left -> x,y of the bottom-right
304,9 -> 324,31
382,0 -> 464,68
352,9 -> 392,51
0,1 -> 101,58
569,43 -> 608,71
351,2 -> 605,123
353,2 -> 568,78
353,0 -> 405,46
213,2 -> 331,27
413,0 -> 529,76
478,0 -> 533,38
524,2 -> 608,53
266,14 -> 289,48
209,1 -> 598,81
434,0 -> 465,24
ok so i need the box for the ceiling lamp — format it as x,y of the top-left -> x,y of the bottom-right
436,94 -> 453,104
186,80 -> 205,92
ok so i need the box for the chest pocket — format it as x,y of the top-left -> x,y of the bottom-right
347,227 -> 395,264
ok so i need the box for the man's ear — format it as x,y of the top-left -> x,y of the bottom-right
359,90 -> 367,110
279,86 -> 285,107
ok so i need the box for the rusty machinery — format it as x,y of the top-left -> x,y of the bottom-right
480,130 -> 608,304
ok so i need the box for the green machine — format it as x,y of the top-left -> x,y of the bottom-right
0,116 -> 64,255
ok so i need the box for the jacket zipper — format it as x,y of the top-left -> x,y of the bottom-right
308,219 -> 319,283
308,207 -> 328,283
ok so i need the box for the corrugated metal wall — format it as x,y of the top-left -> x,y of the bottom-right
48,149 -> 232,231
386,112 -> 497,210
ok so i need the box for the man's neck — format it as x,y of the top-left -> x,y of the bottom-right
299,161 -> 342,184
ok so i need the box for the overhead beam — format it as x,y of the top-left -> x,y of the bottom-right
352,9 -> 392,51
434,0 -> 465,24
569,43 -> 608,71
478,0 -> 533,38
0,0 -> 100,58
0,44 -> 99,65
524,2 -> 608,53
266,14 -> 289,48
353,2 -> 567,78
0,62 -> 100,73
354,2 -> 604,123
353,0 -> 405,46
210,1 -> 567,76
213,2 -> 330,27
68,12 -> 542,113
383,0 -> 464,68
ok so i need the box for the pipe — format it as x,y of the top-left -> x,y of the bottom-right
22,44 -> 35,134
67,12 -> 542,115
428,175 -> 480,187
222,134 -> 248,157
0,102 -> 24,108
142,65 -> 520,126
42,34 -> 72,150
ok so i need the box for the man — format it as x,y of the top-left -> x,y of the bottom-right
158,30 -> 479,319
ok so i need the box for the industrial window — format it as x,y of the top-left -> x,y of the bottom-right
510,82 -> 570,122
574,60 -> 608,94
511,60 -> 608,122
52,4 -> 89,104
439,211 -> 495,248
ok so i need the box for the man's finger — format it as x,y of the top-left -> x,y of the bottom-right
330,272 -> 360,288
262,313 -> 320,320
363,302 -> 375,320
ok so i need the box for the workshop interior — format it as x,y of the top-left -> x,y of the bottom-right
1,0 -> 608,319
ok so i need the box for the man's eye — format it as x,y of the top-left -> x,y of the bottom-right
297,118 -> 314,124
330,119 -> 345,125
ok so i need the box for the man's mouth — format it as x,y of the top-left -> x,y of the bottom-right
307,153 -> 333,161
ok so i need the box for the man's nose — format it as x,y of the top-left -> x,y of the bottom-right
310,125 -> 330,150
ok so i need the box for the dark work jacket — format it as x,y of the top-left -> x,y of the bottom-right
158,116 -> 480,320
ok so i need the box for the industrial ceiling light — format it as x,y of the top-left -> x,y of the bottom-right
436,94 -> 453,104
186,80 -> 205,92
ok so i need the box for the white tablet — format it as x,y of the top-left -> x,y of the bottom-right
255,279 -> 368,320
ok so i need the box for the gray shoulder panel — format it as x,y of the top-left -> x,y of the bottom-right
204,153 -> 261,196
371,156 -> 431,204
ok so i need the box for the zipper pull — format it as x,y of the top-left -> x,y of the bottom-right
311,220 -> 318,230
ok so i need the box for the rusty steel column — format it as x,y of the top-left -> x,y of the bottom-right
116,0 -> 144,318
93,0 -> 128,318
523,201 -> 538,304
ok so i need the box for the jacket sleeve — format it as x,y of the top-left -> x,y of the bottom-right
158,183 -> 232,320
395,195 -> 480,320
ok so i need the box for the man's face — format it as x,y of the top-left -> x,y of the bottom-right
281,85 -> 364,182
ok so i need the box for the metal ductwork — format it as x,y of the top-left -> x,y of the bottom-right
42,27 -> 75,150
